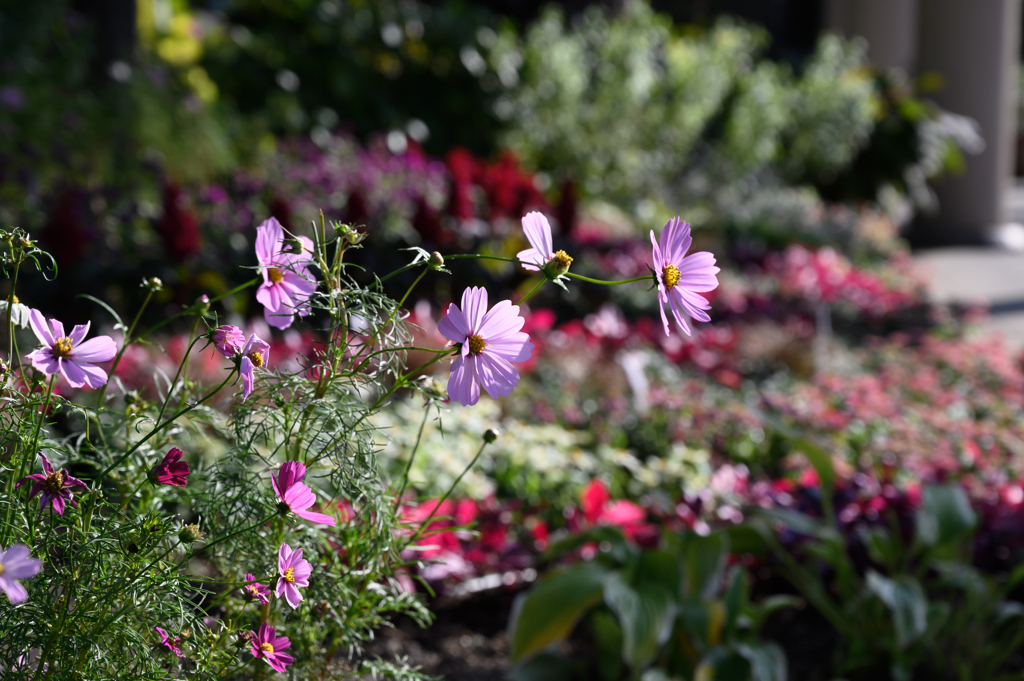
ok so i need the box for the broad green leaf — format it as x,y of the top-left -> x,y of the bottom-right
677,597 -> 724,650
543,525 -> 633,565
737,642 -> 788,681
603,572 -> 677,671
684,531 -> 729,599
916,484 -> 976,547
509,561 -> 608,661
865,570 -> 927,649
723,567 -> 747,640
590,609 -> 626,681
637,549 -> 683,601
507,652 -> 576,681
748,595 -> 802,633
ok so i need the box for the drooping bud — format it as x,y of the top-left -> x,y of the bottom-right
142,277 -> 164,292
178,524 -> 204,544
428,251 -> 445,268
483,428 -> 499,444
195,294 -> 210,314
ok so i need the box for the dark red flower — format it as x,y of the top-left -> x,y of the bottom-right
151,448 -> 190,486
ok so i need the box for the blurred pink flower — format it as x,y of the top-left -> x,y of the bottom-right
26,309 -> 116,388
272,461 -> 336,526
276,543 -> 312,609
0,544 -> 42,604
255,217 -> 316,330
650,217 -> 720,336
250,622 -> 293,672
437,287 -> 534,406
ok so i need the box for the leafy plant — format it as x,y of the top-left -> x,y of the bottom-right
507,525 -> 794,681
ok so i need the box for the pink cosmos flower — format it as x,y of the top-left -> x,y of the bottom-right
650,217 -> 720,336
272,461 -> 336,526
25,309 -> 117,388
241,573 -> 270,605
212,325 -> 245,358
239,334 -> 271,402
250,622 -> 293,672
276,543 -> 312,609
16,452 -> 87,517
255,217 -> 317,330
517,212 -> 554,271
155,627 -> 183,657
516,211 -> 572,274
151,448 -> 190,486
437,287 -> 534,407
0,544 -> 42,604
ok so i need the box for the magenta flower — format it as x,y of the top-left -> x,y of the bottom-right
275,543 -> 312,609
250,622 -> 293,672
0,544 -> 42,604
155,627 -> 183,657
151,448 -> 190,486
239,334 -> 271,402
25,310 -> 116,389
241,573 -> 270,604
650,217 -> 720,337
272,461 -> 336,526
255,217 -> 317,330
16,452 -> 87,517
212,325 -> 245,358
437,287 -> 534,406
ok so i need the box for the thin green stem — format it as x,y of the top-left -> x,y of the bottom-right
94,370 -> 236,482
5,259 -> 20,360
155,331 -> 205,426
395,406 -> 431,507
517,278 -> 547,305
564,272 -> 654,286
444,253 -> 525,266
378,262 -> 421,284
405,440 -> 490,548
179,511 -> 279,568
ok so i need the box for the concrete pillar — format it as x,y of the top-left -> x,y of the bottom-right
915,0 -> 1021,244
823,0 -> 918,72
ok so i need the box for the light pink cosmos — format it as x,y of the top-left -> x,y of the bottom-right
437,287 -> 534,407
25,309 -> 116,388
0,544 -> 42,604
250,622 -> 293,672
255,217 -> 316,330
239,333 -> 270,402
212,325 -> 245,358
16,452 -> 87,517
272,461 -> 336,526
155,627 -> 183,657
241,573 -> 270,605
276,543 -> 312,609
516,211 -> 554,271
650,217 -> 720,337
150,447 -> 190,486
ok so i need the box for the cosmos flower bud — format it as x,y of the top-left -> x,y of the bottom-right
142,277 -> 164,292
428,251 -> 445,268
178,524 -> 204,544
212,325 -> 245,358
483,428 -> 499,444
195,294 -> 210,313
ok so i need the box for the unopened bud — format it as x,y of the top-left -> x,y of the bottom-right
19,237 -> 32,249
483,428 -> 499,444
142,277 -> 163,292
178,524 -> 204,544
195,294 -> 210,313
428,251 -> 445,268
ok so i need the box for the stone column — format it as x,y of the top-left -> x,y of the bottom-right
915,0 -> 1021,244
823,0 -> 918,72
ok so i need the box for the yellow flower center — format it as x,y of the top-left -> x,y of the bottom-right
261,642 -> 275,653
467,334 -> 486,354
53,337 -> 73,359
11,294 -> 19,304
662,264 -> 681,290
0,563 -> 4,576
282,567 -> 295,583
553,250 -> 573,269
45,470 -> 65,494
268,267 -> 285,284
247,351 -> 264,368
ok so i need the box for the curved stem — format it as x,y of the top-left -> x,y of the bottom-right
395,406 -> 431,507
444,253 -> 526,266
564,272 -> 654,286
517,278 -> 547,305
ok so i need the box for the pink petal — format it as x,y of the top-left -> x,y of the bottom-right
649,230 -> 664,271
256,217 -> 284,266
460,287 -> 488,333
477,300 -> 525,339
240,357 -> 255,400
675,252 -> 720,291
284,582 -> 303,608
28,348 -> 60,375
264,306 -> 295,330
28,309 -> 54,346
0,577 -> 28,604
475,352 -> 520,399
68,322 -> 90,344
437,304 -> 469,342
71,336 -> 116,363
515,247 -> 545,271
521,212 -> 553,259
660,217 -> 692,265
447,355 -> 480,406
277,461 -> 306,492
293,508 -> 336,526
484,333 -> 534,363
657,289 -> 671,337
59,357 -> 87,389
49,319 -> 66,341
667,292 -> 694,336
283,483 -> 316,513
